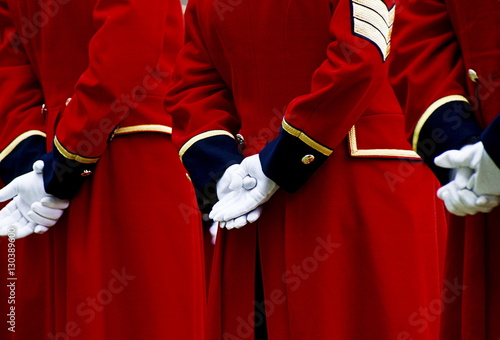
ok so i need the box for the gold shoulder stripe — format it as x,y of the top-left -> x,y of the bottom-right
54,137 -> 99,164
0,130 -> 47,163
349,125 -> 421,158
412,95 -> 469,151
282,120 -> 333,156
179,130 -> 235,159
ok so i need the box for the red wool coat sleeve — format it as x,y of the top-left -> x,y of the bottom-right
166,0 -> 397,192
0,0 -> 46,183
40,0 -> 182,198
389,0 -> 483,183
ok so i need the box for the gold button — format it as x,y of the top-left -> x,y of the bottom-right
468,69 -> 479,83
65,97 -> 72,106
41,104 -> 47,116
236,134 -> 245,147
301,154 -> 315,165
81,170 -> 93,177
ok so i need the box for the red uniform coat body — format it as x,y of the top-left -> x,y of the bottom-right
0,0 -> 205,339
166,0 -> 447,338
390,0 -> 500,339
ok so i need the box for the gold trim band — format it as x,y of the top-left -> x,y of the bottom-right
282,120 -> 333,156
0,130 -> 47,163
349,126 -> 421,158
54,137 -> 99,164
113,124 -> 172,136
179,130 -> 235,159
412,95 -> 469,151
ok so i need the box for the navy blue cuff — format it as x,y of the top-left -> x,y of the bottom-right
41,147 -> 96,199
0,136 -> 46,184
259,127 -> 329,193
182,135 -> 244,201
416,101 -> 482,184
482,113 -> 500,169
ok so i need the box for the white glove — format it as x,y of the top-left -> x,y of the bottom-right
437,178 -> 499,216
210,154 -> 278,223
0,201 -> 36,239
435,166 -> 499,216
212,163 -> 265,229
435,141 -> 500,195
0,161 -> 69,238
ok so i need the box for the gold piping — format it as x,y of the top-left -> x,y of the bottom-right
349,126 -> 421,158
179,130 -> 235,159
54,137 -> 99,164
412,95 -> 469,151
0,130 -> 47,163
282,120 -> 333,156
113,124 -> 172,135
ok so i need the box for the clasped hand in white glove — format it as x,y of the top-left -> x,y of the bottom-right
435,142 -> 500,216
0,160 -> 70,238
435,141 -> 500,195
436,167 -> 499,216
210,155 -> 278,229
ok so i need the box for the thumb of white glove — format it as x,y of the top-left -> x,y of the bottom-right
434,143 -> 483,170
210,154 -> 278,222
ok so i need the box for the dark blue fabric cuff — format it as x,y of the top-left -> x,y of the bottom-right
0,136 -> 46,184
182,135 -> 244,195
482,113 -> 500,169
259,127 -> 328,193
416,101 -> 482,184
41,146 -> 96,199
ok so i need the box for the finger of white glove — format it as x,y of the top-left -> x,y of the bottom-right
228,167 -> 247,191
210,195 -> 260,222
31,201 -> 64,220
435,150 -> 466,169
209,222 -> 218,244
242,176 -> 257,190
440,189 -> 467,216
219,221 -> 226,229
247,206 -> 262,223
456,189 -> 484,215
27,210 -> 58,227
233,215 -> 249,229
225,219 -> 236,230
476,195 -> 500,208
435,144 -> 481,169
40,196 -> 70,209
454,167 -> 474,189
216,164 -> 239,198
438,183 -> 469,216
32,160 -> 44,174
34,225 -> 50,234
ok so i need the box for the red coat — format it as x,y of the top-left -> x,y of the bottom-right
0,0 -> 205,339
166,0 -> 446,338
389,0 -> 500,339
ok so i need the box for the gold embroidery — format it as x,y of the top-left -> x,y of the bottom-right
349,126 -> 421,158
282,120 -> 333,156
352,0 -> 395,61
